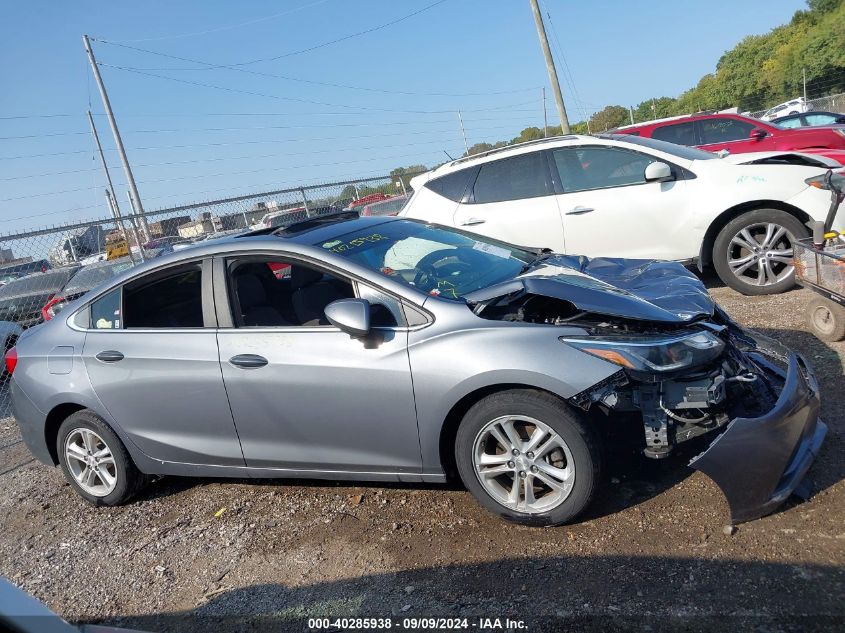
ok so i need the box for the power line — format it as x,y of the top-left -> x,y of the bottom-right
111,0 -> 333,43
95,39 -> 541,98
0,147 -> 458,202
0,121 -> 534,161
99,0 -> 450,68
99,63 -> 539,115
1,134 -> 489,181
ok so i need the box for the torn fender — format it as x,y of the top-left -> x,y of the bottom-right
689,353 -> 827,523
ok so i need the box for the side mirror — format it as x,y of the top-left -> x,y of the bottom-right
749,128 -> 767,141
644,161 -> 673,182
325,298 -> 371,338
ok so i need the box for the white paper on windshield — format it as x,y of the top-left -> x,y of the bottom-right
472,242 -> 511,259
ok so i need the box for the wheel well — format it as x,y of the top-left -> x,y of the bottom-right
699,200 -> 811,269
44,403 -> 86,465
438,383 -> 566,481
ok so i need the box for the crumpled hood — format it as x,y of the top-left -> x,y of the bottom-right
467,255 -> 714,323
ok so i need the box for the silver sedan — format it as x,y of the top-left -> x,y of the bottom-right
7,214 -> 825,526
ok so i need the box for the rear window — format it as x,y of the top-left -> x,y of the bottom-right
471,152 -> 552,204
123,265 -> 203,328
425,168 -> 476,202
651,121 -> 698,146
64,260 -> 135,295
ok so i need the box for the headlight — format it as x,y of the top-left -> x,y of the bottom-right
560,331 -> 724,373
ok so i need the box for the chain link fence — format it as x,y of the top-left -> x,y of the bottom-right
0,171 -> 422,418
748,91 -> 845,119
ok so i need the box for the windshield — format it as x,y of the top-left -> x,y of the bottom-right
317,220 -> 535,300
603,134 -> 717,160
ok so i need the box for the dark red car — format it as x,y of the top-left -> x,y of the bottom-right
618,113 -> 845,164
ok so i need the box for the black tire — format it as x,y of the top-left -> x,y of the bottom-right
56,410 -> 147,506
806,295 -> 845,342
712,209 -> 808,296
455,389 -> 602,527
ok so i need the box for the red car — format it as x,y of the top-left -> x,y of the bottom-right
345,192 -> 391,212
618,113 -> 845,164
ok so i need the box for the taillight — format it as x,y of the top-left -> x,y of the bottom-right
4,346 -> 17,376
42,295 -> 66,321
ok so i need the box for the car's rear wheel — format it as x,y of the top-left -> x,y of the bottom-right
57,410 -> 147,506
455,389 -> 601,526
713,209 -> 808,295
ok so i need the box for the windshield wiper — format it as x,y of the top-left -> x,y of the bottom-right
519,249 -> 555,274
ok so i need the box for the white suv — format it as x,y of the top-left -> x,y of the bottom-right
400,134 -> 843,295
761,97 -> 813,122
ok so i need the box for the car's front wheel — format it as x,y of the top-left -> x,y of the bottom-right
57,410 -> 147,506
455,389 -> 601,526
712,209 -> 808,295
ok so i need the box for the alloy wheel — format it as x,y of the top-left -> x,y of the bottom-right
64,428 -> 118,497
727,222 -> 794,287
472,415 -> 575,514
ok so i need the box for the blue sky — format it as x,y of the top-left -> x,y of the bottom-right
0,0 -> 806,234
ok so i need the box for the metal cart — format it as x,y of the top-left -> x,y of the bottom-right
794,169 -> 845,342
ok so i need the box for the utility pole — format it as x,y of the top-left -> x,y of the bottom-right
125,191 -> 149,244
83,35 -> 150,242
542,87 -> 548,137
88,111 -> 136,265
105,190 -> 142,263
803,67 -> 808,101
457,110 -> 469,154
629,106 -> 635,125
528,0 -> 570,133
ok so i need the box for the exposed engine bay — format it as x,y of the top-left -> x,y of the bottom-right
476,290 -> 786,459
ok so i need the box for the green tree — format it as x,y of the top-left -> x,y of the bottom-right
589,105 -> 629,131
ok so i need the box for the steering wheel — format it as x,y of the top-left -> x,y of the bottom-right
412,247 -> 487,293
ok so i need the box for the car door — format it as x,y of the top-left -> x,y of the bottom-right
213,254 -> 421,474
696,117 -> 760,153
451,150 -> 565,252
81,260 -> 245,466
551,145 -> 694,260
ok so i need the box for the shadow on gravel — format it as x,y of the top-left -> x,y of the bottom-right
93,555 -> 845,633
135,440 -> 694,527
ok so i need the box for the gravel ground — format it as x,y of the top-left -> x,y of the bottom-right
0,284 -> 843,632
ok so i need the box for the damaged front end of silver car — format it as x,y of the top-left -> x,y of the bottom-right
470,255 -> 827,523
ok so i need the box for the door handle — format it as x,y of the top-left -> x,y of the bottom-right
229,354 -> 268,369
460,217 -> 486,226
95,350 -> 124,363
565,206 -> 594,216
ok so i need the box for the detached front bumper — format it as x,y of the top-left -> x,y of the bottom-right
689,352 -> 826,523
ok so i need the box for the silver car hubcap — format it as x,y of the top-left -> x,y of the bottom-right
472,415 -> 575,514
728,222 -> 794,287
64,428 -> 117,497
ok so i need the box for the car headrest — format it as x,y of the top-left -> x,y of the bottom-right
290,266 -> 323,290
